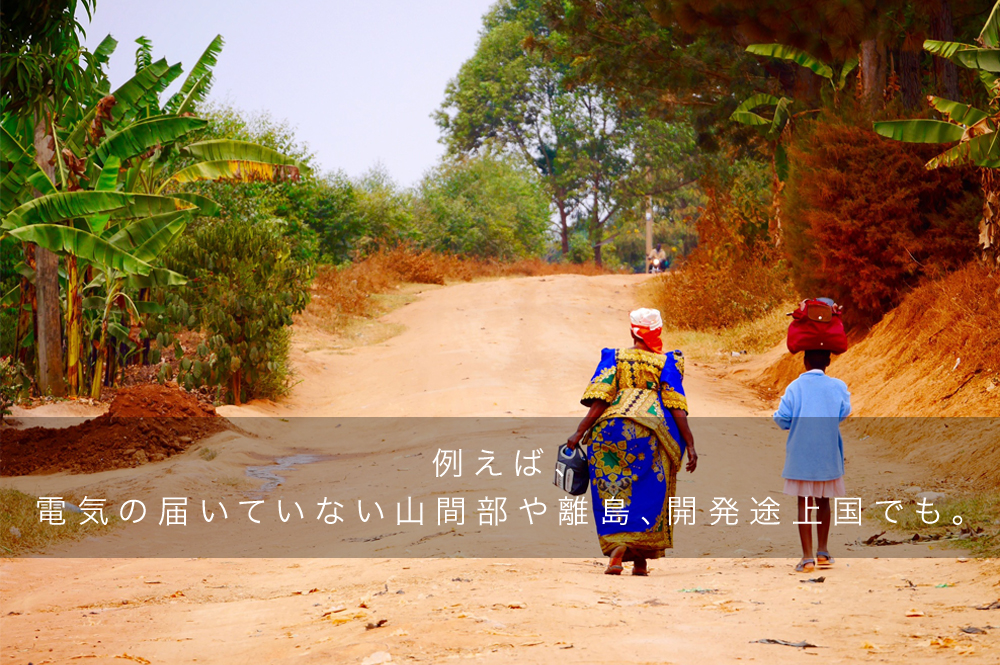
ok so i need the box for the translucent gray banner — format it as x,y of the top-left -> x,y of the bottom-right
2,417 -> 995,558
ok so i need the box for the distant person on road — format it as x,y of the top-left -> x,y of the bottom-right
646,244 -> 668,273
773,349 -> 852,573
565,308 -> 697,576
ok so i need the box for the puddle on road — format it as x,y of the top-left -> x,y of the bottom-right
245,454 -> 328,494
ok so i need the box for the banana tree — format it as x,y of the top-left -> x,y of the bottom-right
733,45 -> 858,243
873,2 -> 999,267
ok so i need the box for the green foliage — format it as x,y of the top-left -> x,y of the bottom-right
0,0 -> 105,117
415,155 -> 550,259
439,0 -> 702,263
162,217 -> 312,403
0,356 -> 30,421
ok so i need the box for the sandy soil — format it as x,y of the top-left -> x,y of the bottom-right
3,274 -> 998,663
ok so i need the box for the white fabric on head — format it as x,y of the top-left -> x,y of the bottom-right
629,308 -> 662,330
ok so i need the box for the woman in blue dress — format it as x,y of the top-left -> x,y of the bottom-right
566,308 -> 697,575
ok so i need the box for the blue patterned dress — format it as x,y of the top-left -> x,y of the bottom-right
580,347 -> 688,559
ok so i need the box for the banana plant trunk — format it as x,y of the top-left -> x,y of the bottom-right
981,168 -> 999,268
14,244 -> 37,372
65,256 -> 83,396
90,317 -> 109,400
32,116 -> 66,397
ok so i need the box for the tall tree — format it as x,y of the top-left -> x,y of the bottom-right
438,0 -> 699,263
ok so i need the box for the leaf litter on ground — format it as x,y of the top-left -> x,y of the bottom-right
751,638 -> 822,648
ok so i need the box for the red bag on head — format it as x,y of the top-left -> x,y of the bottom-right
786,298 -> 849,354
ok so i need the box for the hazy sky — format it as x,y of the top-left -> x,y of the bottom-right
80,0 -> 495,186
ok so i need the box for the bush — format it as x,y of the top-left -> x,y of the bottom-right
644,159 -> 794,329
782,118 -> 981,326
0,357 -> 29,421
415,154 -> 550,259
160,218 -> 313,404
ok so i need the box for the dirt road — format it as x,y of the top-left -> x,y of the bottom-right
3,274 -> 998,663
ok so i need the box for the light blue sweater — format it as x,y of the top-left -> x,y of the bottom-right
773,369 -> 852,481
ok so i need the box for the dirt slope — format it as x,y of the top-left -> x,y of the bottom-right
2,273 -> 997,664
736,263 -> 1000,486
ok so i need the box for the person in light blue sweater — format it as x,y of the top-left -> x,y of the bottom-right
773,349 -> 852,573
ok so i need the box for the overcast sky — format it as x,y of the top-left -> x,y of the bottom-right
80,0 -> 494,186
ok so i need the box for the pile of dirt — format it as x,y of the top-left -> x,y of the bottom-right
1,384 -> 226,476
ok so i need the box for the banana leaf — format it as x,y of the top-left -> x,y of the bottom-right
873,119 -> 966,143
107,211 -> 189,250
838,57 -> 859,91
981,2 -> 1000,49
94,116 -> 208,165
767,98 -> 791,140
1,284 -> 20,307
167,192 -> 221,217
952,48 -> 1000,73
774,143 -> 790,183
128,267 -> 188,288
131,217 -> 187,262
2,191 -> 133,230
730,111 -> 769,126
926,97 -> 990,126
7,224 -> 155,274
164,34 -> 224,114
923,40 -> 975,62
92,34 -> 118,65
173,75 -> 211,116
64,59 -> 174,155
164,159 -> 302,186
85,156 -> 122,234
926,132 -> 1000,169
746,44 -> 833,80
107,194 -> 196,219
180,139 -> 308,170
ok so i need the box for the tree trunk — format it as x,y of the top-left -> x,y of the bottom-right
231,370 -> 242,406
981,167 -> 999,268
14,244 -> 37,373
900,42 -> 922,110
32,115 -> 66,397
90,319 -> 109,400
860,37 -> 888,117
65,255 -> 82,396
557,203 -> 570,255
931,0 -> 959,100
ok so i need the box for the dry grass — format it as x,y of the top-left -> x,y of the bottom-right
0,489 -> 118,556
299,246 -> 608,333
660,303 -> 795,361
641,251 -> 794,331
872,491 -> 1000,557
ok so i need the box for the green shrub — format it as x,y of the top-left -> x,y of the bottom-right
0,356 -> 30,421
160,217 -> 312,404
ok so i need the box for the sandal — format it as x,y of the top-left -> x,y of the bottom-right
605,546 -> 626,575
632,556 -> 648,576
816,551 -> 835,568
795,558 -> 816,573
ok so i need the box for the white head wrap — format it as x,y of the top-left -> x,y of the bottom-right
629,308 -> 663,331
